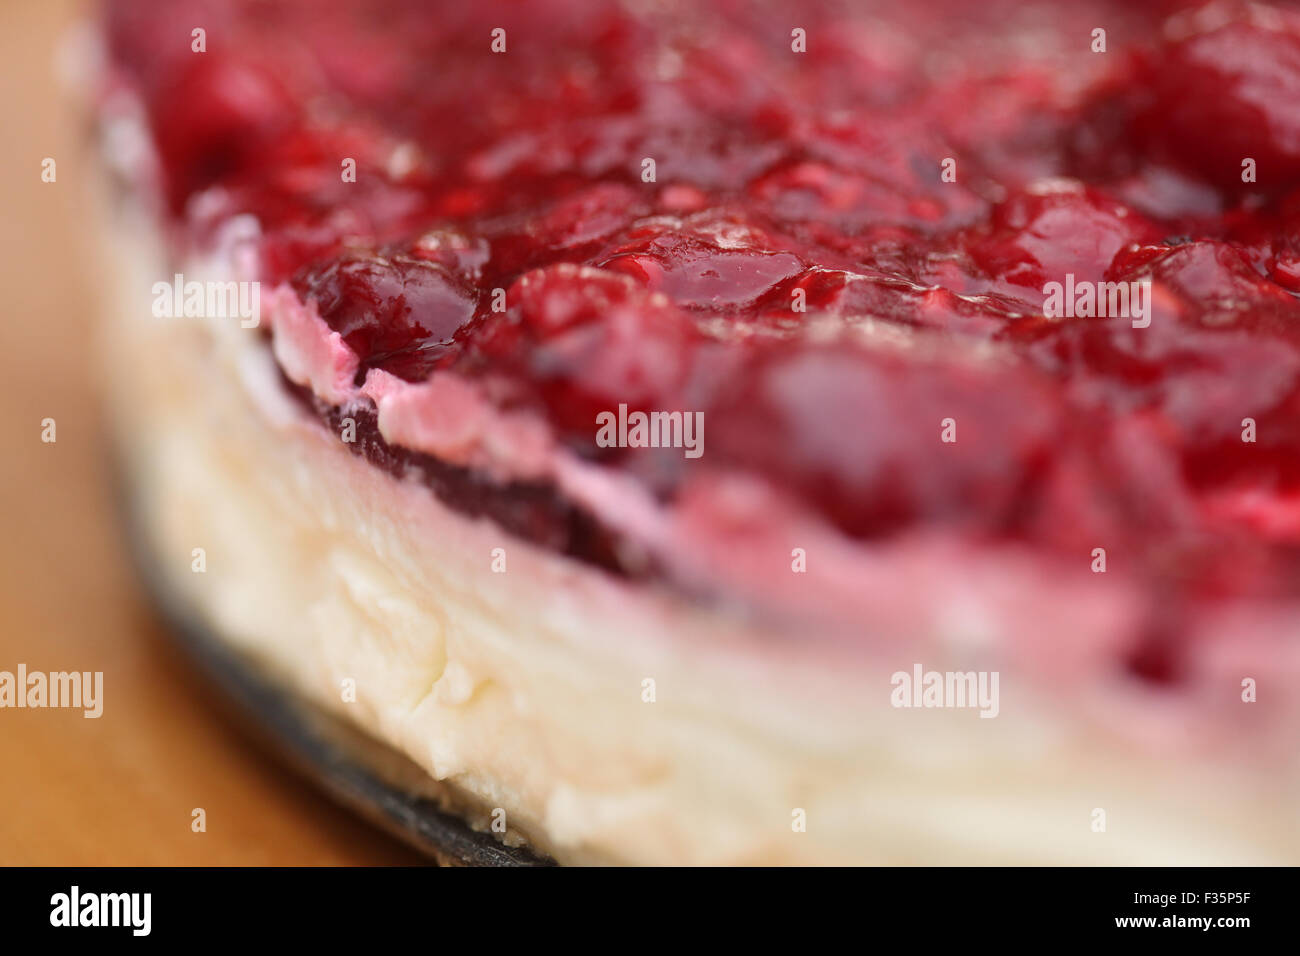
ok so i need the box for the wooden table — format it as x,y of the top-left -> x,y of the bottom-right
0,0 -> 422,865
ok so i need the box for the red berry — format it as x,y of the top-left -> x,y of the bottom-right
294,252 -> 477,381
1141,6 -> 1300,190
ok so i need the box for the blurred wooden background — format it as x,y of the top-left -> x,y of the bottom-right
0,0 -> 420,865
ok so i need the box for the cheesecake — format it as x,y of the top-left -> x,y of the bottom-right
94,0 -> 1300,864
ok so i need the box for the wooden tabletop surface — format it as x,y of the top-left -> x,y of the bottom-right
0,0 -> 423,866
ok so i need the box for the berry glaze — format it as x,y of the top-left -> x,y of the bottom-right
104,0 -> 1300,670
